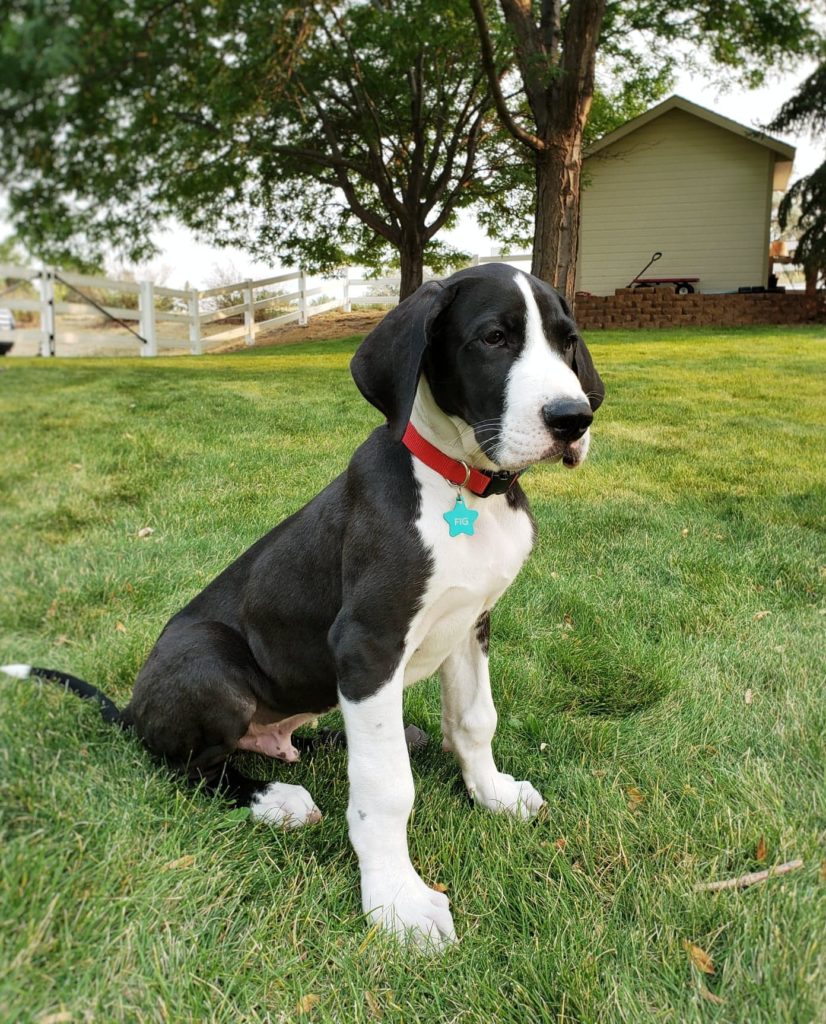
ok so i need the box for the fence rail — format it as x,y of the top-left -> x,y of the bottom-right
0,254 -> 529,357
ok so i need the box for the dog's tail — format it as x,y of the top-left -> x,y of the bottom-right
1,663 -> 123,726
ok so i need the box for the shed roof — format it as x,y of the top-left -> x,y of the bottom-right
585,95 -> 795,189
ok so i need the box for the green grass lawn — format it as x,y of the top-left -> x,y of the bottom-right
1,325 -> 824,1023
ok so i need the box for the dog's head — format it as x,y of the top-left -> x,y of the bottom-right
351,263 -> 604,471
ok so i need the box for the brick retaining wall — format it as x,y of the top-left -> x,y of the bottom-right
574,288 -> 825,330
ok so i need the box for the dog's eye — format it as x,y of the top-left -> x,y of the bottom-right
482,329 -> 506,347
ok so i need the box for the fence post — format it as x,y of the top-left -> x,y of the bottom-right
188,288 -> 202,355
139,279 -> 157,357
342,267 -> 351,313
298,268 -> 308,326
38,265 -> 56,357
244,279 -> 256,346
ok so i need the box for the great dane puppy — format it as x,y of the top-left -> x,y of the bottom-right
4,263 -> 604,947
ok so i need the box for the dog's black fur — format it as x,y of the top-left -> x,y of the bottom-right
13,264 -> 604,794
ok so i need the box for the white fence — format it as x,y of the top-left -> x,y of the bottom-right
0,254 -> 531,357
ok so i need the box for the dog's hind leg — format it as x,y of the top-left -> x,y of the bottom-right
128,619 -> 324,828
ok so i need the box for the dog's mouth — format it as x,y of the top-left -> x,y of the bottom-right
543,436 -> 589,471
479,428 -> 591,474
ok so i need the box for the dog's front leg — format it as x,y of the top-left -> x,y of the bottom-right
440,614 -> 545,819
339,669 -> 456,948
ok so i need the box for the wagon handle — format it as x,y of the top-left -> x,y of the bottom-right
627,251 -> 662,288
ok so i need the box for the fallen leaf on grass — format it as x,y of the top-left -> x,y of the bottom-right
38,1013 -> 74,1024
756,836 -> 767,862
698,983 -> 725,1005
115,622 -> 126,633
365,990 -> 382,1019
626,786 -> 645,812
70,463 -> 82,471
219,807 -> 251,824
137,526 -> 154,538
432,882 -> 448,893
744,688 -> 753,705
683,940 -> 714,974
555,837 -> 567,850
681,527 -> 689,537
752,610 -> 770,621
296,994 -> 320,1014
163,854 -> 195,871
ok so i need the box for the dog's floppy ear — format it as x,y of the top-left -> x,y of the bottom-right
351,280 -> 453,440
572,335 -> 605,411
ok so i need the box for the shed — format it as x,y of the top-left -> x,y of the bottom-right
577,95 -> 795,296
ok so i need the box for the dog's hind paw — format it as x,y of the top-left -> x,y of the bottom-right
250,782 -> 322,828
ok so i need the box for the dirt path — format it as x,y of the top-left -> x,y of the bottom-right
216,310 -> 386,353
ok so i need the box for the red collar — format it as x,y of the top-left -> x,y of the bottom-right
402,423 -> 521,498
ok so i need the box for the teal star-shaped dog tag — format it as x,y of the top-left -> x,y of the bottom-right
443,495 -> 478,537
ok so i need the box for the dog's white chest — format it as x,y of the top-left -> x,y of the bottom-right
403,463 -> 534,684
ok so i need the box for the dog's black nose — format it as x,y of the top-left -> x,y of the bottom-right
542,398 -> 593,442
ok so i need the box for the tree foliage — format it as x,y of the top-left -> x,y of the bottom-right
768,60 -> 826,290
0,0 -> 499,294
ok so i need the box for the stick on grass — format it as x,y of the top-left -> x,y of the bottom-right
694,859 -> 803,893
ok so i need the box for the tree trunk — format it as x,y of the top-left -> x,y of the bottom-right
531,135 -> 584,305
804,262 -> 818,295
398,232 -> 425,300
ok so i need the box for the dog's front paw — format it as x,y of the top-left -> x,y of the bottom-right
467,773 -> 545,820
361,867 -> 456,949
249,782 -> 322,828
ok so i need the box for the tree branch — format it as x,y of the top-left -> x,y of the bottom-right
468,0 -> 545,152
541,0 -> 562,60
425,103 -> 490,238
557,0 -> 607,126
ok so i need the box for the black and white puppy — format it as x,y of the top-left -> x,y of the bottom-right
3,263 -> 604,948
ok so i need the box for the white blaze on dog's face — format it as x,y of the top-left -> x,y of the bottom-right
496,273 -> 594,471
421,266 -> 605,473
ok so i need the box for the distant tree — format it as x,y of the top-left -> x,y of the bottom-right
768,61 -> 826,294
470,0 -> 820,300
0,235 -> 26,267
0,0 -> 499,298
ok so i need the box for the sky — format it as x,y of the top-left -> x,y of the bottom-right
146,59 -> 823,290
